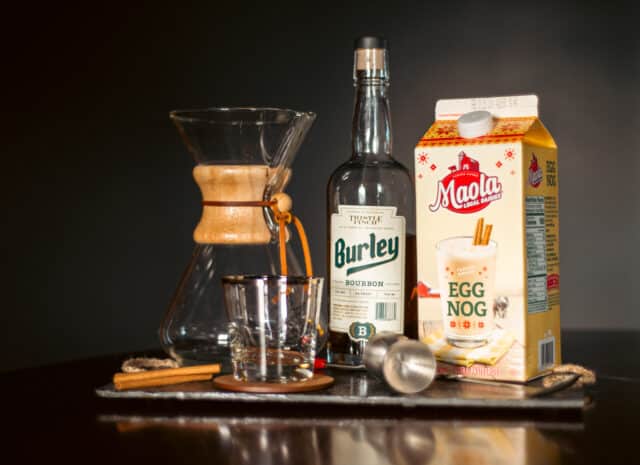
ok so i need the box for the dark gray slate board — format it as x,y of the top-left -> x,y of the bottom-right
95,369 -> 587,410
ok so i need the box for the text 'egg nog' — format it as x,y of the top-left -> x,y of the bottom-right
415,95 -> 561,382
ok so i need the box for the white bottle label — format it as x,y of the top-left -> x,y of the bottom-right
330,205 -> 406,340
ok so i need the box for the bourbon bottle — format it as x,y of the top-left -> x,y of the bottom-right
327,36 -> 416,366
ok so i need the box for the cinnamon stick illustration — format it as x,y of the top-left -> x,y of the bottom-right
473,218 -> 493,246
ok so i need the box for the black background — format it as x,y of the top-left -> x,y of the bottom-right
2,1 -> 638,371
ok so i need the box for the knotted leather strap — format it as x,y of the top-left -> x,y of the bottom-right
202,196 -> 313,277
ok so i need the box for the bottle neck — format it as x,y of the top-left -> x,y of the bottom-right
351,79 -> 392,159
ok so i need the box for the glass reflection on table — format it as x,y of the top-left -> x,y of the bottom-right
101,414 -> 582,465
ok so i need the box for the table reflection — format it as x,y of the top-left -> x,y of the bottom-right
101,415 -> 581,465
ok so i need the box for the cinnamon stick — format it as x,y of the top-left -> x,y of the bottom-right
113,363 -> 221,391
115,373 -> 214,391
481,224 -> 493,245
473,218 -> 484,246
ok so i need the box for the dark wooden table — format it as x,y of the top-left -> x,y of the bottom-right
3,330 -> 639,464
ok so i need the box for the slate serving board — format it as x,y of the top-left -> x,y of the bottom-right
95,369 -> 587,411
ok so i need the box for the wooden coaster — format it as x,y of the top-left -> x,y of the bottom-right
213,374 -> 334,393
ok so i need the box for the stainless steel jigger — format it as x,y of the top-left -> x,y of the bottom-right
363,332 -> 437,394
363,332 -> 408,375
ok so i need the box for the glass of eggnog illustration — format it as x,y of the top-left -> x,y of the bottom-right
436,219 -> 496,348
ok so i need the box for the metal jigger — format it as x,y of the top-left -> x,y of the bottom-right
363,332 -> 437,395
363,332 -> 408,376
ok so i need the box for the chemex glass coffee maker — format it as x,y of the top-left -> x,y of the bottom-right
159,107 -> 319,368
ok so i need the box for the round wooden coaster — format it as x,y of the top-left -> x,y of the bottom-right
213,374 -> 334,393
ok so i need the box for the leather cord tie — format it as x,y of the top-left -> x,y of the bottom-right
202,194 -> 313,277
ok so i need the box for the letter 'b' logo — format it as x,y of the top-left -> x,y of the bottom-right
349,322 -> 376,342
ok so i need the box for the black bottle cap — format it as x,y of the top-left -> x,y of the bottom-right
354,36 -> 388,50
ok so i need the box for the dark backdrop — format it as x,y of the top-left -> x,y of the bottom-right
3,1 -> 638,372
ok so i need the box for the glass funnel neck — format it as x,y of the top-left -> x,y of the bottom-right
170,107 -> 316,245
170,107 -> 316,169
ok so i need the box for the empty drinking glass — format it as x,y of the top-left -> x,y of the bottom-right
222,275 -> 324,383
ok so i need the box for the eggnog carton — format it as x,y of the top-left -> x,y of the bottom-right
414,95 -> 560,382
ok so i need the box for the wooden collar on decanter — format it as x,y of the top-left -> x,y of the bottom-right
193,165 -> 312,276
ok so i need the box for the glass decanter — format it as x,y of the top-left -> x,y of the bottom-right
159,107 -> 318,368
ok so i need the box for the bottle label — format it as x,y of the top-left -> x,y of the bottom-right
330,205 -> 406,339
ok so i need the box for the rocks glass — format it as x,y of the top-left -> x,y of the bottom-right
222,275 -> 324,383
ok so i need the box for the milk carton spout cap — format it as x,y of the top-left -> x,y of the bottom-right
457,110 -> 494,138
